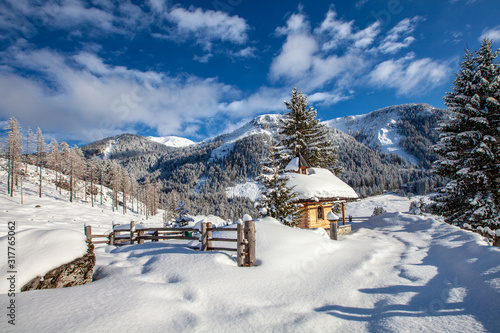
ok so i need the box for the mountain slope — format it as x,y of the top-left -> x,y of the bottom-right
79,104 -> 447,219
326,103 -> 449,167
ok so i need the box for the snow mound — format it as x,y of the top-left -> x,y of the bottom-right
0,229 -> 88,292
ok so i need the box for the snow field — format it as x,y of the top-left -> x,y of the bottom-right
1,166 -> 499,332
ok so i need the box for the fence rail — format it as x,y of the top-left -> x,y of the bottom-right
84,220 -> 256,267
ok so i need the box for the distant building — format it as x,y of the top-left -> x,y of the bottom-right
284,155 -> 359,229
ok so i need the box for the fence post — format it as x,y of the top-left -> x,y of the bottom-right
85,225 -> 92,243
207,222 -> 212,251
330,221 -> 338,240
237,222 -> 245,267
244,220 -> 256,267
109,232 -> 114,246
138,230 -> 144,244
130,221 -> 135,244
201,223 -> 208,251
112,222 -> 118,245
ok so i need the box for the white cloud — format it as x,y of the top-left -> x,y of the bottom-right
166,6 -> 249,48
193,53 -> 213,63
0,1 -> 251,58
230,46 -> 257,59
0,47 -> 237,142
275,13 -> 310,36
378,17 -> 423,54
480,26 -> 500,43
270,11 -> 373,90
315,10 -> 381,51
218,87 -> 288,117
368,54 -> 451,95
270,34 -> 318,82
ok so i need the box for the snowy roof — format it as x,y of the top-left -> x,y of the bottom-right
285,155 -> 310,172
285,167 -> 359,201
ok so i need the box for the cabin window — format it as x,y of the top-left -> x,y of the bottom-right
317,206 -> 324,220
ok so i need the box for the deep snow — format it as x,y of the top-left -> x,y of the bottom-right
1,167 -> 499,332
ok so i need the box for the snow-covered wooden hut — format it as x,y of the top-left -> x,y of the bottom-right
285,156 -> 359,229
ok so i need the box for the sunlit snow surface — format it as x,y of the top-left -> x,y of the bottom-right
147,136 -> 196,147
1,167 -> 499,332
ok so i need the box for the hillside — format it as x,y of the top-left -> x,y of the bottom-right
1,171 -> 499,332
327,103 -> 450,168
78,104 -> 447,219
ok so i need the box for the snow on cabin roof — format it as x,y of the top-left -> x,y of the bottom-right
285,155 -> 309,172
285,167 -> 359,201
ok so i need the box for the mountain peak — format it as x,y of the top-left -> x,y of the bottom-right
147,136 -> 196,148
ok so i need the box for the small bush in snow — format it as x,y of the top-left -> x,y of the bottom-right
409,199 -> 427,215
372,206 -> 387,216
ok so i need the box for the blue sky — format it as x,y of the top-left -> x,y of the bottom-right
1,0 -> 499,145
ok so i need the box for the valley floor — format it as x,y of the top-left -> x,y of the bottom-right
0,171 -> 499,332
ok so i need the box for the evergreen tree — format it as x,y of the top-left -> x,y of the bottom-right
175,201 -> 194,227
257,137 -> 302,227
279,87 -> 340,173
432,39 -> 500,227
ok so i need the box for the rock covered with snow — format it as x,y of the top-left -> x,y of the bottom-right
0,229 -> 88,292
285,168 -> 359,200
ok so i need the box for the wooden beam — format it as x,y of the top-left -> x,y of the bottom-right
342,202 -> 346,225
244,220 -> 256,267
330,221 -> 338,240
237,223 -> 244,267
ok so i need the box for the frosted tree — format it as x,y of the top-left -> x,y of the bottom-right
175,201 -> 194,227
257,137 -> 302,227
432,39 -> 500,227
120,167 -> 131,214
59,141 -> 70,194
25,127 -> 35,172
69,146 -> 85,202
110,161 -> 121,211
87,156 -> 99,207
279,87 -> 340,173
4,117 -> 23,197
36,127 -> 45,198
47,138 -> 60,187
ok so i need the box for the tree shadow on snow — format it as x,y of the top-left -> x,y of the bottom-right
316,215 -> 500,332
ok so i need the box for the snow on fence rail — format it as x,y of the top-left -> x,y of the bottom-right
84,221 -> 256,267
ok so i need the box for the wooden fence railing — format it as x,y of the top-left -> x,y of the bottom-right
84,220 -> 256,267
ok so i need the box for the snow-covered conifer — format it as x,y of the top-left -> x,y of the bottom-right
257,137 -> 302,226
175,200 -> 194,227
432,39 -> 500,227
279,88 -> 340,173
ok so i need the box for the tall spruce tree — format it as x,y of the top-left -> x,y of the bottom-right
432,39 -> 500,227
279,87 -> 340,173
257,137 -> 302,227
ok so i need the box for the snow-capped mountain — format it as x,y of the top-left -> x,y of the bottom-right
147,136 -> 196,147
326,103 -> 449,167
80,103 -> 447,218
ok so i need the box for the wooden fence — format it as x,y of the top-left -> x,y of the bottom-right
84,221 -> 256,267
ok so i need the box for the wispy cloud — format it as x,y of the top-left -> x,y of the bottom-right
0,1 -> 251,58
368,53 -> 451,95
269,9 -> 447,97
165,6 -> 249,50
378,17 -> 423,54
480,26 -> 500,43
0,46 -> 238,142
